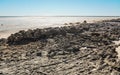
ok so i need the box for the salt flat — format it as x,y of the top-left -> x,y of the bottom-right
0,16 -> 120,38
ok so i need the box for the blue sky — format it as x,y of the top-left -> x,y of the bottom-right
0,0 -> 120,16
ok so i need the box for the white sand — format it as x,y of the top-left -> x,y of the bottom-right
116,46 -> 120,59
113,40 -> 120,59
0,16 -> 120,38
0,31 -> 14,38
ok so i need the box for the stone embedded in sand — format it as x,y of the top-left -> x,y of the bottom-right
83,20 -> 87,24
64,23 -> 68,25
0,38 -> 6,45
69,23 -> 74,25
75,22 -> 81,24
66,45 -> 80,53
36,52 -> 42,57
91,32 -> 101,36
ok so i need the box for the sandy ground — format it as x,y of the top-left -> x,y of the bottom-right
113,40 -> 120,59
0,17 -> 120,39
0,32 -> 11,38
0,30 -> 16,38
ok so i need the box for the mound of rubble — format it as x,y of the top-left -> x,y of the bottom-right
0,19 -> 120,75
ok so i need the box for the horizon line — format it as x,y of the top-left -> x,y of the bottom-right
0,15 -> 120,17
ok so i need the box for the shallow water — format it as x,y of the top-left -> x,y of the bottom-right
0,16 -> 120,38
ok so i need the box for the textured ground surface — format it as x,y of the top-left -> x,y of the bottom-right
0,19 -> 120,75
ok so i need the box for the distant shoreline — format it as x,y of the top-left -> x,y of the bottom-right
0,16 -> 120,17
0,17 -> 120,39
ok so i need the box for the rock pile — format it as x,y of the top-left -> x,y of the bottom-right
7,22 -> 120,45
0,19 -> 120,75
102,18 -> 120,22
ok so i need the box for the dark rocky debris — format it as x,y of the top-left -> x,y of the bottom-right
0,19 -> 120,75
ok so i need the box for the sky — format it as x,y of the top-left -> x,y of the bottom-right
0,0 -> 120,16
